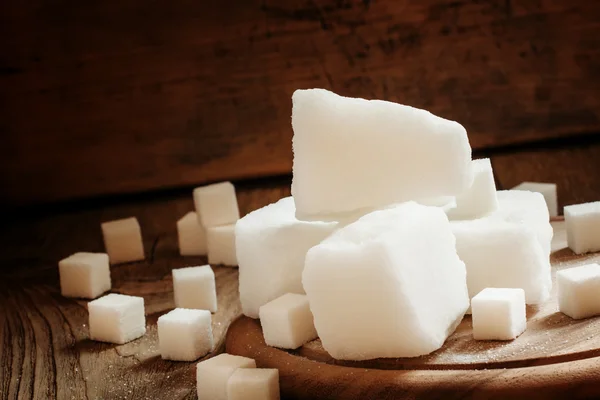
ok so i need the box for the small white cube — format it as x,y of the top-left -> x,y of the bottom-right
557,263 -> 600,319
512,182 -> 558,217
172,266 -> 217,312
564,201 -> 600,254
446,158 -> 498,220
227,368 -> 280,400
58,252 -> 111,299
177,212 -> 207,256
196,353 -> 256,400
207,225 -> 237,266
193,182 -> 240,228
258,293 -> 318,349
471,288 -> 526,341
158,308 -> 213,361
101,217 -> 145,264
88,293 -> 146,344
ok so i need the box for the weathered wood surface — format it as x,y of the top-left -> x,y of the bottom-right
226,219 -> 600,399
2,0 -> 600,206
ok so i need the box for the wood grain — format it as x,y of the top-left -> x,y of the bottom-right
2,0 -> 600,206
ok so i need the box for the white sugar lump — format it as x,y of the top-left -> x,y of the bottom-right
193,181 -> 240,228
227,368 -> 280,400
452,219 -> 551,305
101,217 -> 145,264
471,288 -> 526,340
157,308 -> 213,361
291,88 -> 473,221
303,202 -> 469,360
258,293 -> 318,349
236,197 -> 337,318
172,266 -> 217,312
58,252 -> 111,299
512,182 -> 558,217
88,293 -> 146,344
196,353 -> 256,400
557,263 -> 600,319
446,158 -> 498,220
207,224 -> 237,266
564,201 -> 600,254
177,212 -> 207,256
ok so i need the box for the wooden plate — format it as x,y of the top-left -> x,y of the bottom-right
226,219 -> 600,399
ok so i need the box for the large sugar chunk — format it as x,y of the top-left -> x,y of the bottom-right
227,368 -> 280,400
177,212 -> 207,256
259,293 -> 318,349
158,308 -> 213,361
446,158 -> 498,220
236,197 -> 337,318
512,182 -> 558,217
88,293 -> 146,344
564,201 -> 600,254
172,266 -> 217,312
291,89 -> 473,220
58,252 -> 111,299
101,217 -> 145,264
452,219 -> 551,305
471,288 -> 526,340
193,182 -> 240,228
207,225 -> 237,266
557,263 -> 600,319
196,353 -> 256,400
303,202 -> 469,360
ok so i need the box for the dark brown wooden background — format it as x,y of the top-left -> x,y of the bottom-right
1,0 -> 600,207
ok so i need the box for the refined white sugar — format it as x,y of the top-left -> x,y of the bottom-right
471,288 -> 526,340
557,263 -> 600,319
101,217 -> 145,264
512,182 -> 558,217
172,266 -> 217,312
207,224 -> 237,266
564,201 -> 600,254
58,252 -> 111,299
291,88 -> 473,221
227,368 -> 280,400
446,158 -> 498,220
303,202 -> 469,360
236,197 -> 337,318
193,182 -> 240,228
452,218 -> 551,305
258,293 -> 318,349
177,212 -> 207,256
196,353 -> 256,400
88,293 -> 146,344
157,308 -> 213,361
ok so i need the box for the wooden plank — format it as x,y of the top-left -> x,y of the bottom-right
2,0 -> 600,205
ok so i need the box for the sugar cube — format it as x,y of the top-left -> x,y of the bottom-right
227,368 -> 280,400
101,217 -> 145,264
88,293 -> 146,344
291,88 -> 473,221
236,197 -> 337,318
172,266 -> 217,312
303,202 -> 469,360
446,158 -> 498,220
193,182 -> 240,228
557,263 -> 600,319
207,224 -> 237,266
564,201 -> 600,254
177,211 -> 207,256
512,182 -> 558,217
258,293 -> 318,349
471,288 -> 526,340
157,308 -> 213,361
58,252 -> 111,299
196,353 -> 256,400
